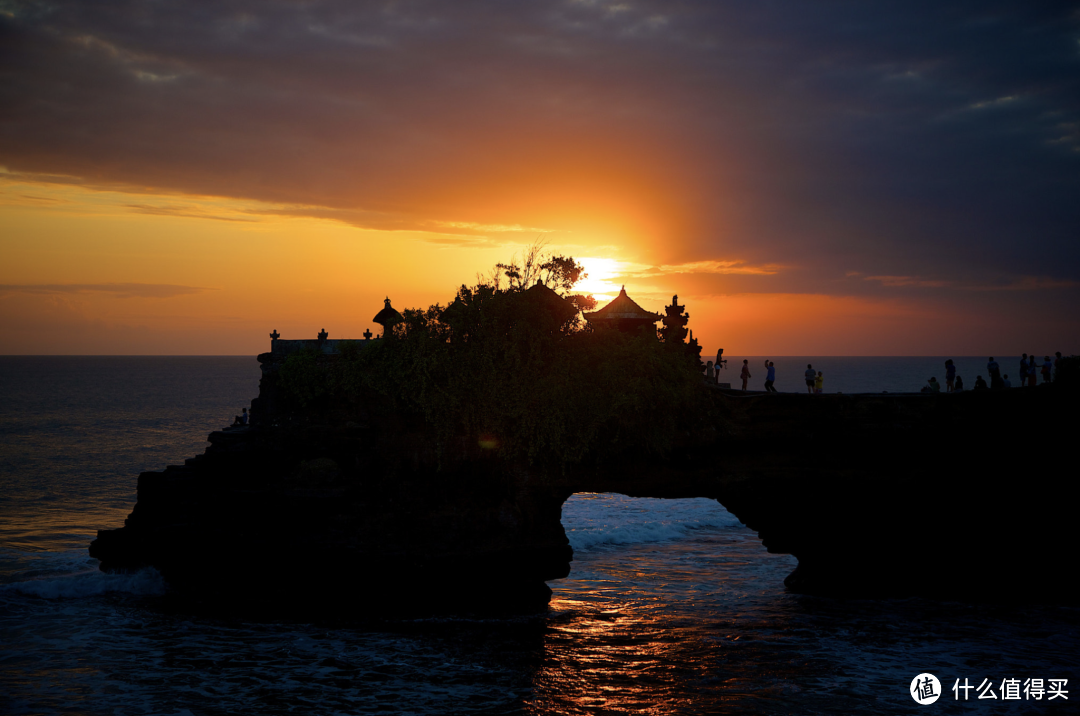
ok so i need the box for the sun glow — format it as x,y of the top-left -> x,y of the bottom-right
574,257 -> 632,300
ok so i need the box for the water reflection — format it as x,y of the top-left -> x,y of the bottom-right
526,529 -> 808,714
528,527 -> 1080,715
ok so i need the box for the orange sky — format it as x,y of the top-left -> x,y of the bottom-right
1,2 -> 1077,356
1,175 -> 1069,357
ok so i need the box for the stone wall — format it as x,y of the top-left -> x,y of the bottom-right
269,337 -> 374,356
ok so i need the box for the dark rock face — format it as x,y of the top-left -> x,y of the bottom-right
704,388 -> 1079,602
91,352 -> 1078,611
90,354 -> 573,613
91,422 -> 572,613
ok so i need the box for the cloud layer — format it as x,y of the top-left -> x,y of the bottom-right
0,283 -> 213,298
1,0 -> 1078,299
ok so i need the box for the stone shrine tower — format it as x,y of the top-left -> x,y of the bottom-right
660,295 -> 689,344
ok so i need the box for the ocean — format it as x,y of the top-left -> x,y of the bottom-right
1,356 -> 1076,714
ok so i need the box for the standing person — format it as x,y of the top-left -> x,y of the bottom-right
987,357 -> 1001,389
706,360 -> 715,383
1029,353 -> 1038,386
804,364 -> 816,394
1054,352 -> 1063,381
740,360 -> 751,391
1019,354 -> 1029,387
1041,356 -> 1052,385
715,348 -> 726,379
764,360 -> 777,392
945,360 -> 956,392
814,371 -> 824,394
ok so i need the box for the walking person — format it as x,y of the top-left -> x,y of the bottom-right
764,360 -> 777,392
740,359 -> 751,391
804,364 -> 816,394
945,360 -> 956,392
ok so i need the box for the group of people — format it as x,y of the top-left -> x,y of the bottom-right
925,353 -> 1063,393
707,353 -> 1065,395
733,359 -> 787,392
730,360 -> 822,393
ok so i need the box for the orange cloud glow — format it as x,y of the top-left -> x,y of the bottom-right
1,2 -> 1077,355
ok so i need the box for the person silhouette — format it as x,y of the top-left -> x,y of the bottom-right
764,360 -> 777,392
987,357 -> 1002,389
740,360 -> 751,391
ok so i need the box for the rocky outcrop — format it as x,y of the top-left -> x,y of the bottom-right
702,388 -> 1078,602
91,428 -> 571,613
91,351 -> 1078,611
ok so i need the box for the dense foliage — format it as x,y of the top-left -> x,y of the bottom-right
278,252 -> 712,466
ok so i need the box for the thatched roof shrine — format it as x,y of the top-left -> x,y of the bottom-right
583,286 -> 661,332
373,297 -> 404,332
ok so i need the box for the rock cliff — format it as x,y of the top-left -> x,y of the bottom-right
91,351 -> 1078,611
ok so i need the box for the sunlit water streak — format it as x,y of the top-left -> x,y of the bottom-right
1,357 -> 1076,714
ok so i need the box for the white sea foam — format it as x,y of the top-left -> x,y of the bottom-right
561,493 -> 743,552
1,565 -> 166,598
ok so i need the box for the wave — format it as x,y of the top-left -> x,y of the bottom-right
562,494 -> 744,552
2,568 -> 166,599
0,548 -> 166,598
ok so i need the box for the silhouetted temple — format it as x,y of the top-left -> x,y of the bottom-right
373,297 -> 404,336
660,295 -> 689,344
583,286 -> 661,332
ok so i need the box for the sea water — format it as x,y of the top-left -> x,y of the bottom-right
1,356 -> 1076,714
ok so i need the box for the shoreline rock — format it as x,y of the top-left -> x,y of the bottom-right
91,352 -> 1078,612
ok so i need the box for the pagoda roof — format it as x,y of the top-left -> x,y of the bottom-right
583,286 -> 661,323
373,297 -> 404,326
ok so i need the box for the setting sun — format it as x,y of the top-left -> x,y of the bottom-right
573,257 -> 636,301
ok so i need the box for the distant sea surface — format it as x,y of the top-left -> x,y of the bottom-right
1,356 -> 1076,715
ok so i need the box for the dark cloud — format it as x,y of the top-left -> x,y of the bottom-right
0,283 -> 214,298
1,1 -> 1077,294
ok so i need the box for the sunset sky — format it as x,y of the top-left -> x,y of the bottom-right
1,1 -> 1077,356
